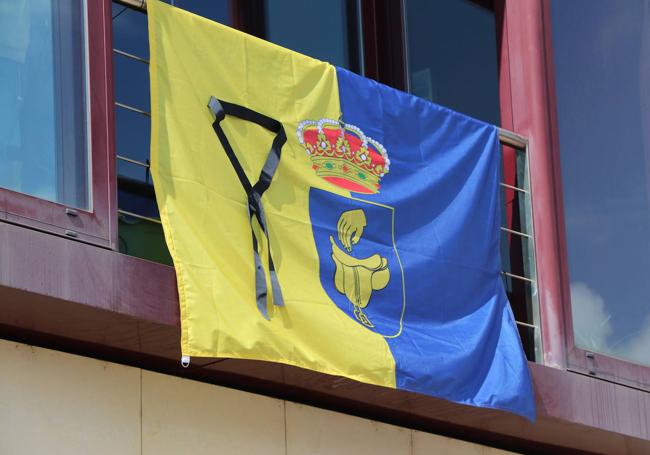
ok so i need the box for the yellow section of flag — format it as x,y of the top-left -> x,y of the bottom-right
147,0 -> 395,387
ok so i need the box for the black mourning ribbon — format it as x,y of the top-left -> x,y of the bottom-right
207,96 -> 286,319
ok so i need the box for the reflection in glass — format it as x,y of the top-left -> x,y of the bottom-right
264,0 -> 359,70
0,0 -> 88,208
405,0 -> 500,125
552,0 -> 650,367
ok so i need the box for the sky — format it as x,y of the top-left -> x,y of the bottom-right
552,0 -> 650,366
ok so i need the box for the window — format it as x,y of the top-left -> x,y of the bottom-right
552,0 -> 650,378
0,0 -> 88,208
264,0 -> 361,72
404,0 -> 500,125
0,0 -> 114,247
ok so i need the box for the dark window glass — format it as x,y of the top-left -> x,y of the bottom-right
0,0 -> 88,208
552,0 -> 650,367
405,0 -> 500,125
264,0 -> 360,71
165,1 -> 230,25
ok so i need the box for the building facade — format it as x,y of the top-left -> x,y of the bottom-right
0,0 -> 649,453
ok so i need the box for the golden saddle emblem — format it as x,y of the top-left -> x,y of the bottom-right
329,210 -> 390,328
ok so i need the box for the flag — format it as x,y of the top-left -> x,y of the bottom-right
148,0 -> 535,420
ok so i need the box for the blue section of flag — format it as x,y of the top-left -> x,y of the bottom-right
309,188 -> 404,338
333,67 -> 536,420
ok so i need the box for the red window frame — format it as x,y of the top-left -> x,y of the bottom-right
360,0 -> 408,90
496,0 -> 569,372
0,0 -> 116,249
497,0 -> 650,389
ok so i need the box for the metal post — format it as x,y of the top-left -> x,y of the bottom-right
115,0 -> 146,11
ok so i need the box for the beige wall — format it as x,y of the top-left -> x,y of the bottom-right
0,339 -> 516,455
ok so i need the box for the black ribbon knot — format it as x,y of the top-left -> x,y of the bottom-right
207,96 -> 286,319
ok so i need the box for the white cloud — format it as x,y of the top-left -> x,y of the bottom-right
570,281 -> 650,367
613,316 -> 650,366
570,282 -> 612,353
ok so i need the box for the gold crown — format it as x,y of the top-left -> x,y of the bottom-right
297,118 -> 390,194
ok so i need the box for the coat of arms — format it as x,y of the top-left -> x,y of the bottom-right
298,119 -> 405,337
